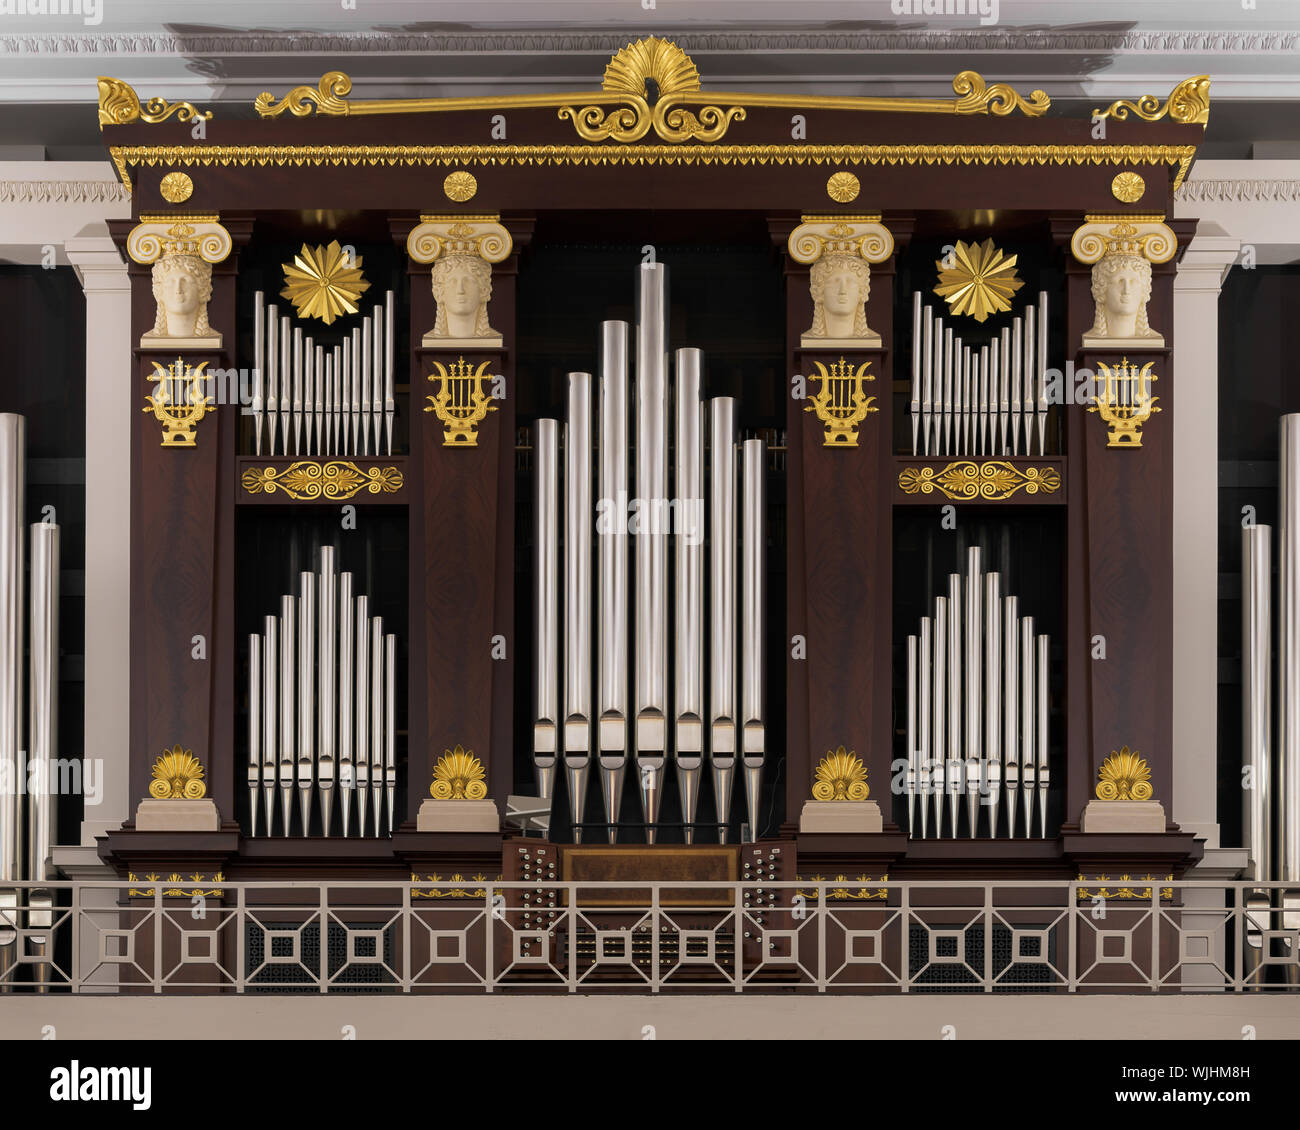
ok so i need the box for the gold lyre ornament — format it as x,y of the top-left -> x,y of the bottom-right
1090,357 -> 1159,447
430,745 -> 488,800
425,356 -> 500,446
804,357 -> 877,447
811,746 -> 869,801
143,357 -> 214,447
148,745 -> 207,800
1095,746 -> 1153,801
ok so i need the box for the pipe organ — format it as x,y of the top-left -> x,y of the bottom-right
246,547 -> 398,837
0,415 -> 60,988
83,38 -> 1219,952
532,264 -> 767,843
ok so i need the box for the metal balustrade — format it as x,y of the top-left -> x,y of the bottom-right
0,879 -> 1296,994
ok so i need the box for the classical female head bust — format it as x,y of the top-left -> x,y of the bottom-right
429,254 -> 502,347
803,253 -> 879,347
142,251 -> 220,348
1084,252 -> 1162,347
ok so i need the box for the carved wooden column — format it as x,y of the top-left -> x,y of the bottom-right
395,213 -> 532,836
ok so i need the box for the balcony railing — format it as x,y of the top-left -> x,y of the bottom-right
0,879 -> 1295,994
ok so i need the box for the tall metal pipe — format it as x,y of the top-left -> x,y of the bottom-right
907,634 -> 918,835
964,547 -> 982,836
1281,416 -> 1300,891
357,318 -> 369,455
1022,305 -> 1036,455
297,571 -> 316,833
741,437 -> 766,841
710,397 -> 738,843
675,348 -> 705,842
265,305 -> 278,455
1010,316 -> 1023,456
1020,614 -> 1036,838
279,314 -> 291,455
1037,633 -> 1050,838
248,632 -> 260,837
635,262 -> 669,840
918,616 -> 932,838
932,596 -> 947,837
1003,595 -> 1019,839
384,289 -> 396,455
1243,525 -> 1272,883
371,615 -> 384,836
279,593 -> 295,835
984,573 -> 1002,839
946,572 -> 962,836
355,594 -> 370,836
252,293 -> 265,455
533,418 -> 559,801
26,521 -> 57,982
0,416 -> 23,899
385,633 -> 396,833
262,616 -> 278,835
338,573 -> 354,837
921,304 -> 934,456
910,291 -> 921,456
564,373 -> 593,837
1036,291 -> 1049,455
598,321 -> 629,842
317,547 -> 337,837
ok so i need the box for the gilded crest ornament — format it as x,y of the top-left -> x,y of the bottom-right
430,745 -> 488,800
98,76 -> 212,130
425,357 -> 500,446
241,461 -> 404,501
148,745 -> 207,800
898,461 -> 1060,501
280,240 -> 370,325
811,746 -> 870,801
159,171 -> 194,203
804,358 -> 877,447
1094,75 -> 1211,128
1095,746 -> 1154,801
143,357 -> 214,447
933,238 -> 1024,323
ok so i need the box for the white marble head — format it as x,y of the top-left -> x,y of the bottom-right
145,252 -> 214,340
1087,252 -> 1158,341
431,254 -> 496,340
808,253 -> 872,340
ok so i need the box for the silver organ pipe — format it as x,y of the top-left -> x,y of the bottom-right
0,415 -> 22,908
598,321 -> 629,842
942,325 -> 954,457
1036,291 -> 1049,455
293,326 -> 304,457
741,437 -> 766,841
265,303 -> 278,455
1022,305 -> 1036,455
998,327 -> 1010,456
675,348 -> 705,842
248,560 -> 395,837
384,289 -> 396,456
921,304 -> 934,456
910,291 -> 921,456
26,520 -> 57,984
565,374 -> 593,836
1010,316 -> 1023,456
252,292 -> 265,455
1243,525 -> 1272,884
303,337 -> 315,456
635,262 -> 669,841
279,314 -> 291,461
313,345 -> 324,456
533,418 -> 559,801
907,552 -> 1051,837
355,323 -> 367,456
711,396 -> 739,842
1281,416 -> 1300,969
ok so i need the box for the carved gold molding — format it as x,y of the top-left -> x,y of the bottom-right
1096,746 -> 1154,801
128,872 -> 225,898
796,874 -> 889,901
148,745 -> 207,800
1093,76 -> 1211,129
253,38 -> 1047,143
241,461 -> 404,500
98,76 -> 213,130
898,461 -> 1060,501
410,872 -> 502,899
1076,874 -> 1174,902
107,142 -> 1199,196
811,746 -> 869,802
430,744 -> 488,800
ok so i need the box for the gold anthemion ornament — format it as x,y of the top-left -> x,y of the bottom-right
898,460 -> 1061,501
430,744 -> 488,800
241,461 -> 404,501
280,240 -> 370,325
158,170 -> 194,203
1111,171 -> 1145,203
148,745 -> 207,800
934,237 -> 1024,323
1095,746 -> 1153,801
811,746 -> 870,801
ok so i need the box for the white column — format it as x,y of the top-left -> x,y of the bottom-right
64,223 -> 132,846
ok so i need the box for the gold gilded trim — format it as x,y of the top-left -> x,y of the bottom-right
98,76 -> 212,130
899,460 -> 1061,500
410,873 -> 501,899
1094,76 -> 1211,129
796,874 -> 889,901
106,142 -> 1198,196
241,461 -> 403,501
128,872 -> 225,898
1076,874 -> 1174,902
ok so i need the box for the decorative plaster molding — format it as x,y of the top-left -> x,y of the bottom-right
0,178 -> 128,203
1175,178 -> 1300,203
1,29 -> 1297,56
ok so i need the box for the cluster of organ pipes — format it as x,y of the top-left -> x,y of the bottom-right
908,291 -> 1049,458
1241,414 -> 1300,984
905,544 -> 1051,838
246,546 -> 397,837
0,415 -> 60,989
533,262 -> 767,844
250,290 -> 397,458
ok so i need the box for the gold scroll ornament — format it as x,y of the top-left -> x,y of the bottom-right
898,461 -> 1060,501
1093,76 -> 1211,128
98,77 -> 212,130
241,461 -> 404,501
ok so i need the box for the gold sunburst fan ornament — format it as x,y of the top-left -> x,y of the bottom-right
280,240 -> 370,325
148,744 -> 207,800
601,36 -> 701,98
934,237 -> 1024,323
430,744 -> 488,800
811,746 -> 870,801
1095,746 -> 1153,801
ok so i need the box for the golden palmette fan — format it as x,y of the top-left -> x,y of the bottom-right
430,744 -> 488,800
148,744 -> 207,800
933,237 -> 1024,323
1095,746 -> 1153,801
811,746 -> 870,801
280,239 -> 370,325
